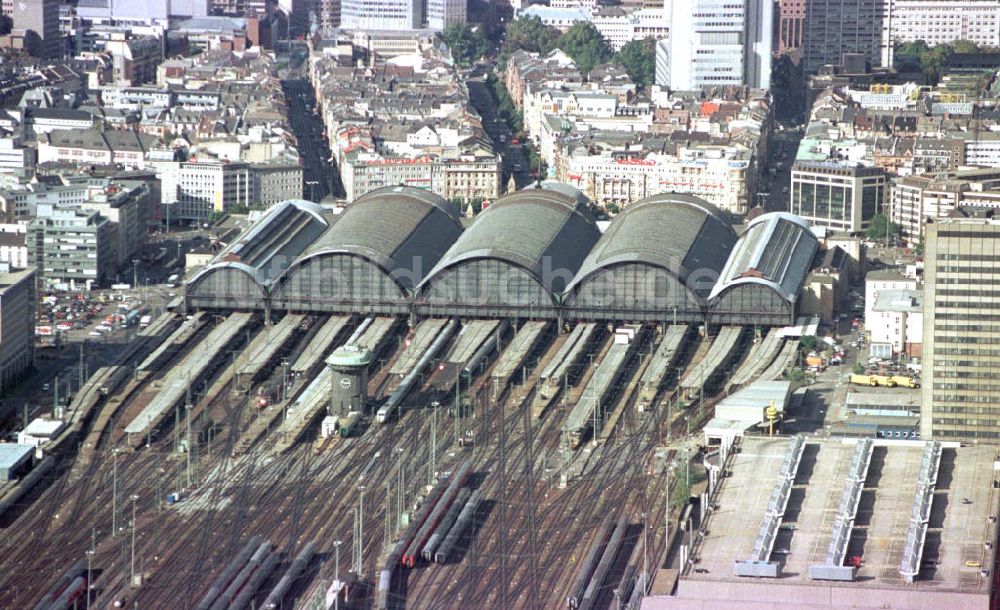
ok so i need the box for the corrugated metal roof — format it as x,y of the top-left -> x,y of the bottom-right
294,186 -> 463,291
420,189 -> 600,294
709,212 -> 818,302
190,199 -> 329,288
566,193 -> 738,297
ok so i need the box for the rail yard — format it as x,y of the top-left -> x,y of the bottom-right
0,187 -> 824,609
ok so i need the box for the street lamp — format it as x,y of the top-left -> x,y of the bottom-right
130,494 -> 139,588
131,259 -> 139,289
333,540 -> 343,610
85,549 -> 94,610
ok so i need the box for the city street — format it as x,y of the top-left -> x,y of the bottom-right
760,126 -> 804,213
466,74 -> 535,190
281,78 -> 338,200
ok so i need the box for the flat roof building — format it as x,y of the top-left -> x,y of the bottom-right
0,267 -> 34,395
645,436 -> 1000,609
0,443 -> 33,480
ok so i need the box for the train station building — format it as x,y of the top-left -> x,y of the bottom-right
184,183 -> 825,327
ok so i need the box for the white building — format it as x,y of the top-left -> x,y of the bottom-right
881,0 -> 1000,66
667,0 -> 771,89
0,138 -> 34,173
864,268 -> 918,330
340,0 -> 422,30
518,5 -> 668,51
965,137 -> 1000,168
560,147 -> 752,213
153,159 -> 250,223
28,108 -> 94,135
0,225 -> 27,268
426,0 -> 466,30
867,288 -> 923,357
17,418 -> 64,448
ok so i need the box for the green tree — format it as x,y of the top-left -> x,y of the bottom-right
852,362 -> 866,375
442,24 -> 488,67
893,39 -> 987,84
557,22 -> 611,74
613,37 -> 656,88
798,335 -> 818,353
866,213 -> 902,242
501,16 -> 561,62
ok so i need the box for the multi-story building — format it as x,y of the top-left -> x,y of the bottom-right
340,0 -> 422,30
0,267 -> 35,394
891,169 -> 1000,244
560,147 -> 753,213
251,161 -> 304,208
426,0 -> 466,30
342,154 -> 501,202
27,205 -> 114,289
79,181 -> 153,270
803,0 -> 882,72
666,0 -> 771,89
0,225 -> 28,268
790,162 -> 888,233
0,138 -> 35,173
880,0 -> 1000,66
921,209 -> 1000,442
103,35 -> 163,86
867,288 -> 922,357
155,159 -> 251,223
37,129 -> 155,169
11,0 -> 59,59
778,0 -> 806,51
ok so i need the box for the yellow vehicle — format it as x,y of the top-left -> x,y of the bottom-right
849,374 -> 900,387
849,374 -> 920,388
890,375 -> 920,388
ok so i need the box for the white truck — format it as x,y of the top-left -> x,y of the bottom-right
139,314 -> 153,328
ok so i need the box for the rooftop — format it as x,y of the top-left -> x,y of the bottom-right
0,443 -> 32,469
659,437 -> 1000,609
873,289 -> 923,313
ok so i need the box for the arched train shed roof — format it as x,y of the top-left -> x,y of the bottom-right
283,186 -> 464,292
186,199 -> 329,308
709,212 -> 818,304
418,188 -> 600,299
565,193 -> 739,302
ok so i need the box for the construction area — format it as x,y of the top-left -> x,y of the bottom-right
3,186 -> 994,610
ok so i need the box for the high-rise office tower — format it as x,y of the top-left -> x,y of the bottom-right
340,0 -> 422,29
803,0 -> 882,72
666,0 -> 771,90
922,209 -> 1000,442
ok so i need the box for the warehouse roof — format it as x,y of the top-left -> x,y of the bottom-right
566,193 -> 738,299
190,199 -> 328,288
710,212 -> 818,303
288,186 -> 463,292
419,187 -> 600,295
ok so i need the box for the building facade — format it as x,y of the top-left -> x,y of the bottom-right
251,162 -> 304,208
880,0 -> 1000,66
11,0 -> 59,59
342,156 -> 501,203
0,268 -> 35,395
27,206 -> 114,289
156,160 -> 251,223
922,212 -> 1000,441
778,0 -> 806,51
803,0 -> 882,72
339,0 -> 422,30
790,162 -> 887,233
868,288 -> 923,356
667,0 -> 771,89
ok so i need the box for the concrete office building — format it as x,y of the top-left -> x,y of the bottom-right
667,0 -> 771,89
155,160 -> 251,224
27,205 -> 114,289
11,0 -> 59,59
790,162 -> 888,233
881,0 -> 1000,66
803,0 -> 882,72
0,267 -> 34,395
922,209 -> 1000,442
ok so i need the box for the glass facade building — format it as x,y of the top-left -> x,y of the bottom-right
790,163 -> 887,233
